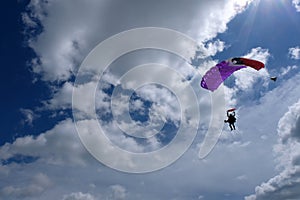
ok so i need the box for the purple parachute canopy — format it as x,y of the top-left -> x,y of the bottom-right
200,61 -> 246,91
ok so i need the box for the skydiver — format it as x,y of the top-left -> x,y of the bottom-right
224,111 -> 236,131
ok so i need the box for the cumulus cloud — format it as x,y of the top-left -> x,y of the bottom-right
109,185 -> 127,200
41,81 -> 74,111
5,0 -> 280,198
0,119 -> 89,166
22,0 -> 255,83
0,173 -> 52,199
193,0 -> 253,42
23,0 -> 106,82
196,39 -> 226,58
245,99 -> 300,200
292,0 -> 300,12
231,47 -> 270,91
20,108 -> 38,126
21,0 -> 256,153
62,192 -> 96,200
279,65 -> 299,77
62,186 -> 126,200
288,46 -> 300,60
3,74 -> 300,199
225,47 -> 271,106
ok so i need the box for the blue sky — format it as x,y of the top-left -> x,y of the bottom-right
1,0 -> 300,199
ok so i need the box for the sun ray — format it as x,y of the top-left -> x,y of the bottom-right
233,0 -> 260,52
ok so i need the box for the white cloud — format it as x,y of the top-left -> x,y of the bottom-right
62,186 -> 127,200
198,195 -> 204,199
21,0 -> 257,162
1,185 -> 44,199
20,108 -> 38,126
44,82 -> 74,110
245,99 -> 300,200
0,119 -> 89,166
6,0 -> 289,199
0,173 -> 52,199
193,0 -> 253,42
109,185 -> 127,200
24,0 -> 108,82
228,47 -> 271,104
292,0 -> 300,12
3,70 -> 300,199
196,39 -> 226,58
227,47 -> 270,90
23,0 -> 255,83
279,65 -> 299,77
236,174 -> 248,181
62,192 -> 96,200
244,47 -> 270,64
72,80 -> 102,119
133,84 -> 181,122
21,12 -> 38,28
288,46 -> 300,60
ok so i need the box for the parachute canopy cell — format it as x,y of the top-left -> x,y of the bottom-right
200,57 -> 265,91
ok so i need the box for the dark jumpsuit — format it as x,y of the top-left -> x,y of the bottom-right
227,112 -> 236,131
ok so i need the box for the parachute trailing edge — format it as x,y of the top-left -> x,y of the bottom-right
235,57 -> 264,70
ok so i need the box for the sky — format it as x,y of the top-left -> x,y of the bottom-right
1,0 -> 300,199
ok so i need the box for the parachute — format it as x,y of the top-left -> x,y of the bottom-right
200,57 -> 265,91
227,108 -> 236,112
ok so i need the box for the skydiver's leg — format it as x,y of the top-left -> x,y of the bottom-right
232,123 -> 236,130
229,124 -> 233,131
